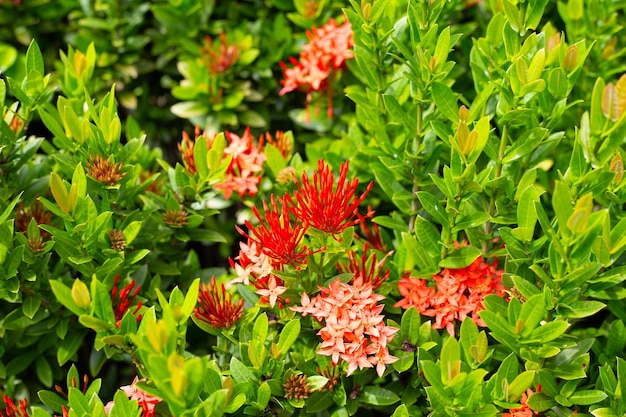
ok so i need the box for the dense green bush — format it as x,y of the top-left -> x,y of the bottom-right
1,0 -> 626,416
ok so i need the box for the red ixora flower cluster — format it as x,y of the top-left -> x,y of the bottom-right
291,278 -> 398,377
337,243 -> 393,290
1,395 -> 28,417
394,253 -> 505,336
230,159 -> 373,307
279,18 -> 353,120
195,276 -> 245,329
104,377 -> 162,417
111,275 -> 142,328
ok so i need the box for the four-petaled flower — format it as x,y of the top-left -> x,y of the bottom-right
195,276 -> 244,329
255,275 -> 287,308
287,159 -> 373,237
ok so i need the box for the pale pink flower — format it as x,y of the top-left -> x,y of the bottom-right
255,276 -> 287,308
291,278 -> 397,377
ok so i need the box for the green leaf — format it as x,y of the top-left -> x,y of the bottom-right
22,294 -> 42,319
257,381 -> 271,409
416,191 -> 448,225
253,312 -> 269,342
360,386 -> 400,406
383,94 -> 416,134
58,331 -> 86,365
38,390 -> 67,414
50,280 -> 83,316
371,162 -> 413,214
526,392 -> 556,412
26,39 -> 44,75
507,371 -> 536,402
518,294 -> 545,336
568,390 -> 608,405
527,320 -> 569,343
432,82 -> 458,122
230,357 -> 257,384
439,245 -> 481,269
193,132 -> 209,179
433,27 -> 451,69
400,307 -> 420,346
277,319 -> 300,355
35,356 -> 53,387
50,172 -> 70,213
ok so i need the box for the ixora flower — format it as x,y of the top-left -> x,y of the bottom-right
503,385 -> 541,417
216,128 -> 266,200
111,275 -> 142,327
279,18 -> 353,120
194,276 -> 244,329
237,195 -> 315,269
104,377 -> 162,417
85,154 -> 127,186
394,253 -> 505,336
178,125 -> 213,175
337,243 -> 393,290
291,278 -> 398,377
200,32 -> 239,76
287,159 -> 373,237
1,395 -> 29,417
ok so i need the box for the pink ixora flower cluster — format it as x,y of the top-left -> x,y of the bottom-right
395,253 -> 505,336
104,377 -> 162,417
179,127 -> 293,200
230,159 -> 373,307
279,18 -> 353,120
292,278 -> 398,377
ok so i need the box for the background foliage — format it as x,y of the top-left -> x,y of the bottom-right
1,0 -> 626,416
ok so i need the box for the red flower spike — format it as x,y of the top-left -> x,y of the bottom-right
1,395 -> 29,417
338,243 -> 392,290
288,159 -> 373,237
111,275 -> 142,327
237,195 -> 316,269
194,276 -> 244,329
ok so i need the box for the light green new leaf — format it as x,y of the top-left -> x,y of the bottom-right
277,319 -> 300,355
432,82 -> 458,122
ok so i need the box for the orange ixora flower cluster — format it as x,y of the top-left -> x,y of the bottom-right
395,253 -> 505,336
230,159 -> 373,308
178,127 -> 293,200
104,377 -> 162,417
503,385 -> 541,417
291,278 -> 398,377
279,18 -> 353,120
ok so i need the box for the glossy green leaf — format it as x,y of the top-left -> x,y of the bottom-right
277,319 -> 300,355
432,82 -> 458,122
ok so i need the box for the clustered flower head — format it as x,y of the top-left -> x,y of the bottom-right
85,154 -> 127,186
111,275 -> 142,328
178,127 -> 279,200
104,377 -> 162,417
286,159 -> 373,237
394,252 -> 505,336
200,32 -> 239,76
291,278 -> 398,377
283,374 -> 311,401
216,128 -> 267,199
279,18 -> 353,120
195,276 -> 245,329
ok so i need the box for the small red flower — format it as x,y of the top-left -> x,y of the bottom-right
111,275 -> 142,327
287,159 -> 373,237
237,195 -> 314,269
195,276 -> 244,329
1,395 -> 29,417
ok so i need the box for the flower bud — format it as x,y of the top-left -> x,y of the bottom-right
610,153 -> 624,183
71,279 -> 91,310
